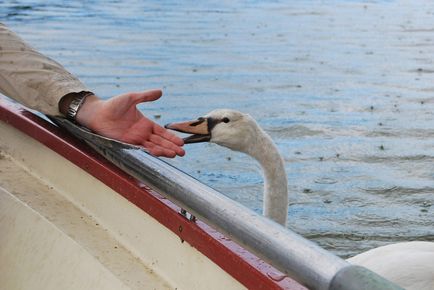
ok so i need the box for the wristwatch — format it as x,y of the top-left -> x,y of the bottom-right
64,91 -> 93,121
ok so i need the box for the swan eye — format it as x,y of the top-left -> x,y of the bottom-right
222,117 -> 230,123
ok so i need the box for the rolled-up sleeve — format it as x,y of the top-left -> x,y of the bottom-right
0,23 -> 89,116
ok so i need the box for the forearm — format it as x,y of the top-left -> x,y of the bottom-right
0,23 -> 89,116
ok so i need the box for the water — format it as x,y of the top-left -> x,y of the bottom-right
2,0 -> 433,258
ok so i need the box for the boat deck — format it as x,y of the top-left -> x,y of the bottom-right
0,153 -> 172,290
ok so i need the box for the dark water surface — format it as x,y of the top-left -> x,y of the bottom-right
2,0 -> 433,258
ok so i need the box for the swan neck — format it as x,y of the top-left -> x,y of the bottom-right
248,129 -> 289,226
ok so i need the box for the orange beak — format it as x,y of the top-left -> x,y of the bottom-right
165,117 -> 211,143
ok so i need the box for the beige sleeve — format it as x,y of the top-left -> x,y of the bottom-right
0,23 -> 89,116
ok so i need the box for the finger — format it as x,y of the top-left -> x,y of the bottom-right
143,141 -> 177,158
129,89 -> 163,105
149,134 -> 185,157
153,124 -> 184,146
151,147 -> 177,158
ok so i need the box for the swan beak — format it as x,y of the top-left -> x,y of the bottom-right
165,118 -> 211,144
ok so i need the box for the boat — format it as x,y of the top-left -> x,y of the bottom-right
0,96 -> 402,290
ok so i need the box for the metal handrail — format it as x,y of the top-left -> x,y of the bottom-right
51,116 -> 403,290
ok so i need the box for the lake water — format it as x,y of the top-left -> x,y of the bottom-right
2,0 -> 433,259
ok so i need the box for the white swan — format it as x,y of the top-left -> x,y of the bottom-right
166,109 -> 434,290
166,109 -> 289,225
348,241 -> 434,290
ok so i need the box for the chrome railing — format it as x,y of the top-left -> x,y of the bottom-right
52,116 -> 403,290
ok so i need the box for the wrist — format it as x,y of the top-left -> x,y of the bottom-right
75,94 -> 103,129
59,91 -> 94,121
59,91 -> 102,129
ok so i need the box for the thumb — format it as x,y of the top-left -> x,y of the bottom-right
129,89 -> 163,105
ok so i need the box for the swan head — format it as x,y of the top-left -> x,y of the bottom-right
165,109 -> 259,154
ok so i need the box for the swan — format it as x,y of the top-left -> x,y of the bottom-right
166,109 -> 289,226
348,241 -> 434,290
166,109 -> 434,290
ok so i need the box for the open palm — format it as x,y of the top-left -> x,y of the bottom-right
77,89 -> 184,158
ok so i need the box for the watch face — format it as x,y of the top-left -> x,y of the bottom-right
67,92 -> 92,120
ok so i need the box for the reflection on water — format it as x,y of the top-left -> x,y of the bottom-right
2,0 -> 433,258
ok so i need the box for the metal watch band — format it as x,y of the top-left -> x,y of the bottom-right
66,92 -> 93,121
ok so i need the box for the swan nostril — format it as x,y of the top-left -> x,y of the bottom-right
190,117 -> 205,126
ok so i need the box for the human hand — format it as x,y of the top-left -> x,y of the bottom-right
75,89 -> 185,158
